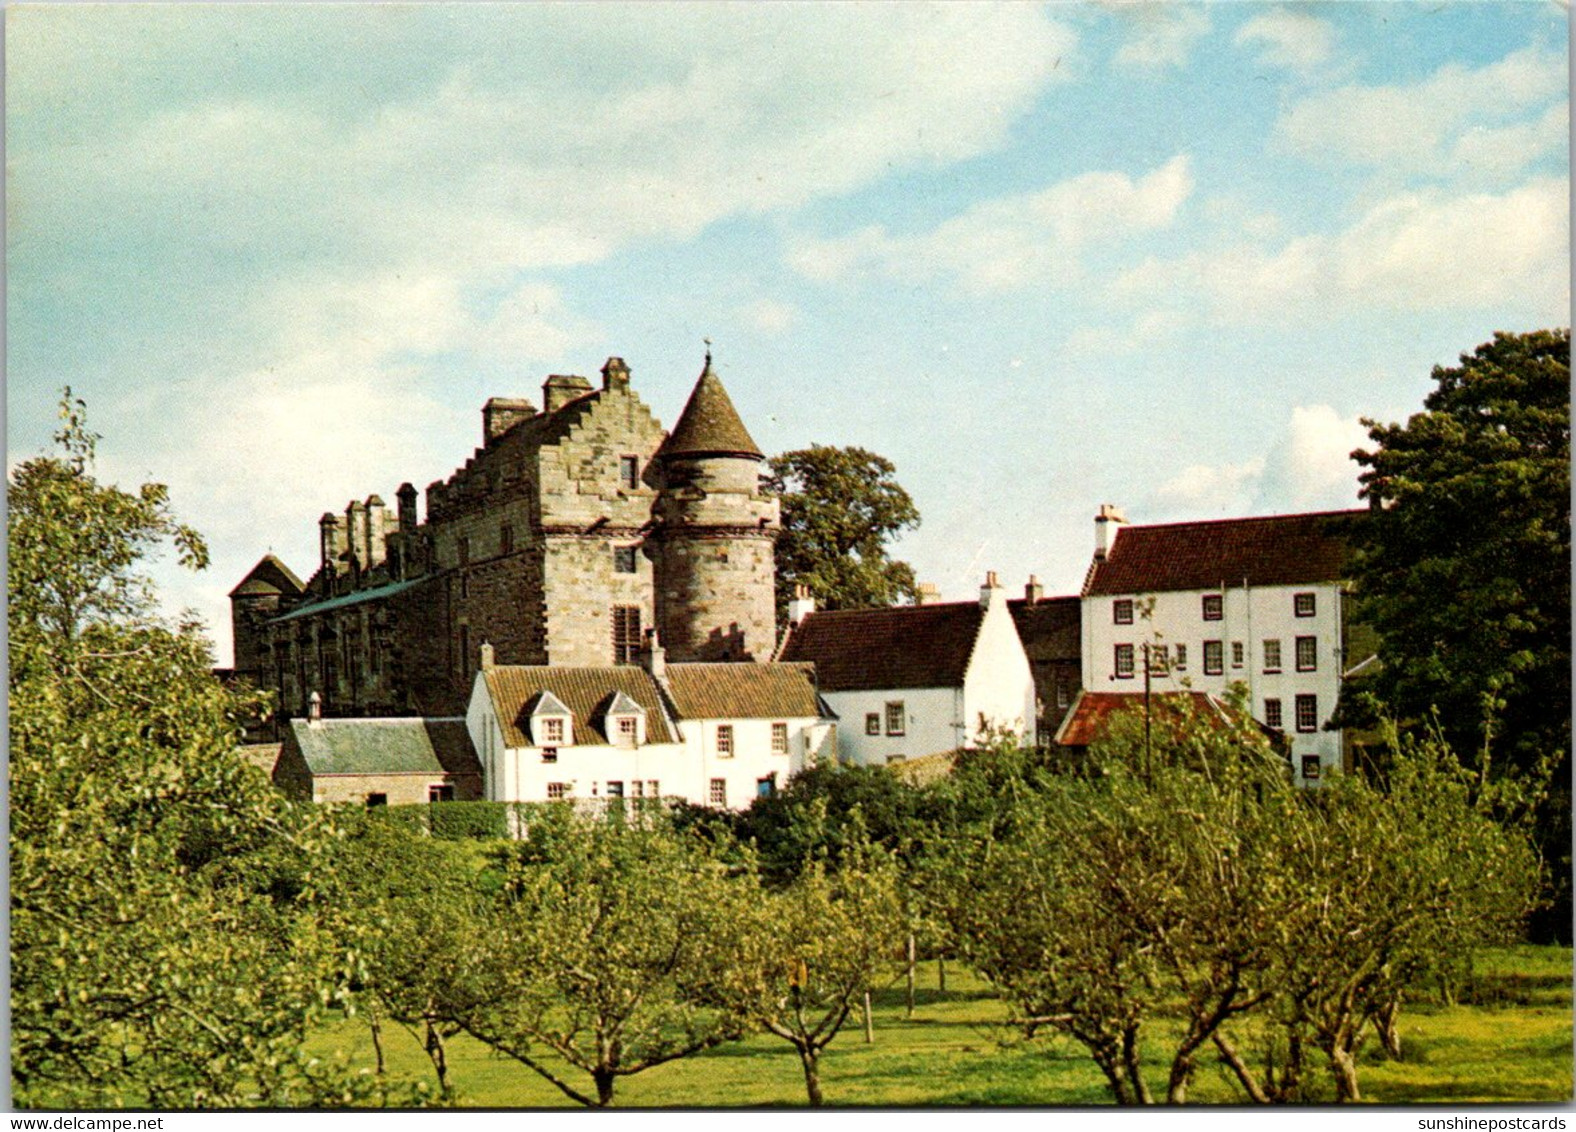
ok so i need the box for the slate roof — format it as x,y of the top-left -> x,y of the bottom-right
1084,510 -> 1366,597
778,602 -> 986,692
483,667 -> 679,748
270,576 -> 424,622
286,717 -> 480,778
658,358 -> 763,460
1054,691 -> 1235,748
1008,596 -> 1082,663
229,553 -> 306,598
663,663 -> 826,720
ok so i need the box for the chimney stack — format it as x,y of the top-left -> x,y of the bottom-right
788,583 -> 817,627
1095,504 -> 1127,562
915,582 -> 941,606
543,374 -> 593,413
640,628 -> 666,680
307,690 -> 322,725
980,570 -> 1002,609
1025,575 -> 1044,603
601,356 -> 631,391
479,640 -> 495,671
483,397 -> 537,445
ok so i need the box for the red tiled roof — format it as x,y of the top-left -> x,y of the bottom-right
1008,596 -> 1081,663
1054,691 -> 1232,748
483,667 -> 678,748
778,602 -> 985,692
663,663 -> 826,720
1085,510 -> 1365,597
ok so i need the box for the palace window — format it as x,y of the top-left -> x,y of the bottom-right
1114,643 -> 1135,679
1202,594 -> 1223,621
1264,698 -> 1283,730
1263,639 -> 1282,673
716,724 -> 734,757
1203,640 -> 1224,676
772,722 -> 789,755
1113,599 -> 1134,625
710,778 -> 727,807
612,605 -> 642,664
1296,636 -> 1318,672
1294,592 -> 1316,618
1295,694 -> 1318,733
1231,641 -> 1244,669
885,701 -> 906,736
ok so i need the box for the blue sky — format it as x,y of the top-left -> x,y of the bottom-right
7,2 -> 1569,666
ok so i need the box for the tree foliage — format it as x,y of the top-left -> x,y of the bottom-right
1348,328 -> 1570,938
767,445 -> 920,618
446,812 -> 755,1107
9,394 -> 386,1107
925,708 -> 1538,1105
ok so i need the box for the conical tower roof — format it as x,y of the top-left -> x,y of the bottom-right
658,353 -> 763,461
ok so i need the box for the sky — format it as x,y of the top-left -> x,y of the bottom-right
7,1 -> 1570,667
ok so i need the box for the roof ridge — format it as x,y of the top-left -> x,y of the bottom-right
1116,508 -> 1367,534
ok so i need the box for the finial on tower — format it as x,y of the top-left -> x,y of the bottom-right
703,337 -> 713,370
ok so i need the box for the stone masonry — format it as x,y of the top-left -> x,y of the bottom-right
231,354 -> 780,726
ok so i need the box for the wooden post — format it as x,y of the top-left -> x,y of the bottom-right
905,933 -> 917,1017
863,991 -> 874,1043
938,955 -> 946,993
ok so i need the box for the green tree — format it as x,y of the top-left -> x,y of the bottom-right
10,393 -> 384,1107
1348,328 -> 1570,938
727,844 -> 906,1105
447,812 -> 753,1107
767,445 -> 920,618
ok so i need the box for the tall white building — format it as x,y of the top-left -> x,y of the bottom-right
1077,506 -> 1373,784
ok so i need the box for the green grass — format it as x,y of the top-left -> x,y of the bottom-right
308,945 -> 1573,1107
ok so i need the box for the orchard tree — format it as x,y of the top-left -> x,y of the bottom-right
10,393 -> 387,1107
767,445 -> 919,619
1349,328 -> 1570,937
729,848 -> 906,1105
448,812 -> 754,1107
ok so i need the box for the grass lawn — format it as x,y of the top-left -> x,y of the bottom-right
308,944 -> 1573,1107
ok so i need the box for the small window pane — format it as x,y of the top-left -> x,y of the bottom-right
717,724 -> 734,756
865,713 -> 881,736
710,778 -> 727,807
1296,636 -> 1318,672
1114,643 -> 1135,678
1203,640 -> 1223,675
1263,639 -> 1282,672
1264,698 -> 1283,730
620,456 -> 640,490
1202,594 -> 1223,621
1301,755 -> 1322,780
1113,599 -> 1134,625
1231,641 -> 1244,669
1174,644 -> 1187,670
771,722 -> 789,754
1295,592 -> 1316,618
1296,694 -> 1318,733
885,702 -> 906,736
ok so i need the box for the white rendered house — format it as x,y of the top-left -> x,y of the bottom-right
776,573 -> 1036,767
465,638 -> 836,809
1079,506 -> 1372,784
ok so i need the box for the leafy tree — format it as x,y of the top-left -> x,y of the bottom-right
727,849 -> 907,1105
1348,329 -> 1570,937
10,393 -> 385,1107
446,812 -> 753,1107
766,445 -> 920,618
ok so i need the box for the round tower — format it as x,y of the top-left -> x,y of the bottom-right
648,350 -> 780,662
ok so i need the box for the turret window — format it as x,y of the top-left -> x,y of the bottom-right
612,606 -> 642,664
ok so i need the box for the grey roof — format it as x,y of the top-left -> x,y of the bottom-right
270,576 -> 424,622
230,554 -> 306,598
286,717 -> 480,778
657,358 -> 763,461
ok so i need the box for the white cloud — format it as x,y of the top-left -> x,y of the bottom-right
1233,9 -> 1335,73
1112,5 -> 1211,69
737,298 -> 798,335
1112,177 -> 1569,322
1152,404 -> 1365,516
1275,45 -> 1566,177
789,156 -> 1194,293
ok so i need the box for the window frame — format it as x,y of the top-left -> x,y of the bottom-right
885,701 -> 906,737
612,605 -> 642,665
1173,643 -> 1188,671
1114,643 -> 1135,679
1295,694 -> 1318,733
716,724 -> 734,757
1202,593 -> 1223,621
1294,592 -> 1316,618
619,455 -> 640,490
1203,640 -> 1224,676
1113,599 -> 1134,625
1263,638 -> 1282,674
1263,698 -> 1283,731
613,545 -> 638,575
1231,641 -> 1244,669
547,781 -> 568,800
771,722 -> 789,755
1295,635 -> 1318,673
865,712 -> 881,736
709,778 -> 727,808
1300,755 -> 1322,780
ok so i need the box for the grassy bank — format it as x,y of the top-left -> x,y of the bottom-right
309,944 -> 1573,1107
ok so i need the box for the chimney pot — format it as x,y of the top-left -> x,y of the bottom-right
1025,575 -> 1044,603
480,640 -> 496,671
307,690 -> 322,725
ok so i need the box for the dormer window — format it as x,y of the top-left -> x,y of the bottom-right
528,689 -> 574,748
599,689 -> 647,748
